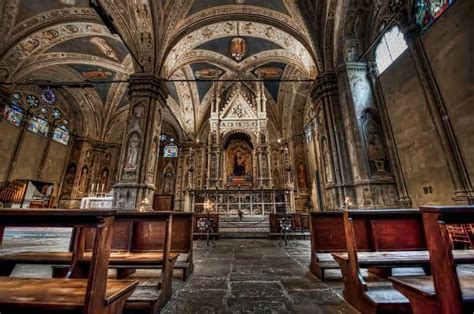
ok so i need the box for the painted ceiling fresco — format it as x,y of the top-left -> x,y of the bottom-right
2,0 -> 321,141
187,0 -> 290,17
47,36 -> 129,63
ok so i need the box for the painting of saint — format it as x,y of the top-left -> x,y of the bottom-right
233,151 -> 246,176
90,37 -> 119,61
81,69 -> 113,80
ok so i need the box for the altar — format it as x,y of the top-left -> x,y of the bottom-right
188,188 -> 293,216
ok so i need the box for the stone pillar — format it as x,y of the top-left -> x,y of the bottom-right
310,73 -> 347,209
367,62 -> 412,207
114,74 -> 168,210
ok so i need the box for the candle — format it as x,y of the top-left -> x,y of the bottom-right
91,183 -> 95,193
101,183 -> 105,192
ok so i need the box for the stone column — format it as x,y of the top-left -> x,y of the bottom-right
367,62 -> 412,207
310,73 -> 347,209
114,74 -> 168,210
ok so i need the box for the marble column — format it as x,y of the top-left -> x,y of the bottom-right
114,74 -> 168,210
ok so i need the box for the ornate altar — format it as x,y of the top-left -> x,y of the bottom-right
189,188 -> 292,216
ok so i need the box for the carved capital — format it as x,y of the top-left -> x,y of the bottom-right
129,73 -> 168,104
310,72 -> 338,101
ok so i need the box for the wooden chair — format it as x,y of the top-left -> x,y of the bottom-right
390,206 -> 474,314
0,208 -> 138,314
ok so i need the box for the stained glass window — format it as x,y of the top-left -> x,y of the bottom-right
28,115 -> 49,136
53,125 -> 70,145
52,108 -> 62,120
415,0 -> 455,33
163,144 -> 178,158
3,105 -> 24,127
375,26 -> 408,74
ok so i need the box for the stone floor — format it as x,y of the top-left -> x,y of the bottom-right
0,232 -> 358,313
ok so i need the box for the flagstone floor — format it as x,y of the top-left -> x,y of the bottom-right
0,231 -> 358,313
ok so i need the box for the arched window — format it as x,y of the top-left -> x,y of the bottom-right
414,0 -> 455,33
375,26 -> 408,74
160,134 -> 178,158
2,90 -> 71,145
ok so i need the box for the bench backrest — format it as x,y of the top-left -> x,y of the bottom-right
310,211 -> 370,252
0,208 -> 116,313
80,212 -> 193,254
421,206 -> 474,313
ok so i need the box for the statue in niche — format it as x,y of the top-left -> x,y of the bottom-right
148,139 -> 158,179
63,163 -> 76,194
124,134 -> 140,171
162,164 -> 175,195
99,168 -> 109,192
363,111 -> 388,174
78,165 -> 89,194
321,138 -> 332,183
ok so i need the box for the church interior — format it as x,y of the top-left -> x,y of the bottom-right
0,0 -> 473,313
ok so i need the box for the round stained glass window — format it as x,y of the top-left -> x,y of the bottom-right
26,95 -> 39,108
41,108 -> 48,114
52,108 -> 62,120
40,88 -> 56,105
12,92 -> 22,100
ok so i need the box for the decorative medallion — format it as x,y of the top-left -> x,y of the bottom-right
26,95 -> 39,108
229,37 -> 247,61
40,87 -> 56,105
52,108 -> 62,120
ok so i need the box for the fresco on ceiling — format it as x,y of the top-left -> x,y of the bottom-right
166,81 -> 180,104
47,36 -> 128,62
253,62 -> 286,103
197,36 -> 282,62
18,0 -> 88,21
69,64 -> 116,103
187,0 -> 289,16
190,63 -> 225,102
117,88 -> 130,108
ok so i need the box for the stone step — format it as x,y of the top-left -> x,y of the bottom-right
220,232 -> 268,238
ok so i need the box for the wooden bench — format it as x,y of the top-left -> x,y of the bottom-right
332,208 -> 474,314
0,208 -> 138,314
269,213 -> 310,239
0,211 -> 183,313
390,206 -> 474,314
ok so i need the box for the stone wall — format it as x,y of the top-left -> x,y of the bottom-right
378,0 -> 473,206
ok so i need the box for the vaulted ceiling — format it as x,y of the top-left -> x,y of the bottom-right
0,0 -> 400,142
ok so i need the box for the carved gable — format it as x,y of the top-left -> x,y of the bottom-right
221,92 -> 257,120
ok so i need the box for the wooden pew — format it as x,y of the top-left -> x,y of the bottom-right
308,211 -> 347,281
269,213 -> 310,239
0,208 -> 138,314
0,211 -> 181,313
390,206 -> 474,314
332,209 -> 474,314
168,212 -> 194,280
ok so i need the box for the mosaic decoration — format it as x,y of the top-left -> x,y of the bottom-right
3,105 -> 24,127
415,0 -> 455,33
40,87 -> 56,105
28,116 -> 49,136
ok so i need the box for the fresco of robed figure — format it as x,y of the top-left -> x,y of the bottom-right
226,143 -> 252,184
233,151 -> 246,176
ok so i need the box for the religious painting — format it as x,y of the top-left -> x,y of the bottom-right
90,37 -> 119,61
81,68 -> 113,80
226,140 -> 252,185
255,66 -> 283,79
195,68 -> 223,80
229,37 -> 247,61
